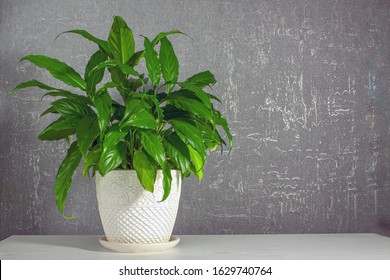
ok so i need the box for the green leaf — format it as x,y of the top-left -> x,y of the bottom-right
85,50 -> 108,93
103,124 -> 127,149
120,99 -> 156,129
51,98 -> 94,118
171,119 -> 205,160
127,50 -> 144,66
164,132 -> 192,176
133,150 -> 157,192
92,91 -> 112,135
76,115 -> 99,158
178,82 -> 212,108
82,146 -> 102,176
121,98 -> 150,121
108,67 -> 126,89
144,37 -> 161,87
216,113 -> 233,152
56,29 -> 110,55
98,141 -> 127,176
42,91 -> 91,104
9,79 -> 57,95
162,104 -> 191,121
40,106 -> 58,117
159,37 -> 179,92
21,55 -> 86,90
96,82 -> 118,94
187,144 -> 204,180
151,29 -> 184,46
196,121 -> 225,151
108,16 -> 135,64
167,91 -> 214,123
185,70 -> 217,88
161,163 -> 172,201
128,77 -> 148,90
138,130 -> 166,168
121,109 -> 157,129
112,103 -> 125,121
147,93 -> 164,124
38,117 -> 79,140
55,141 -> 82,213
118,64 -> 140,76
92,60 -> 140,77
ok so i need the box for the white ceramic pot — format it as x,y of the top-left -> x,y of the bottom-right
96,170 -> 181,244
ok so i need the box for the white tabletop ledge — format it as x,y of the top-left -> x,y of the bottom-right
0,234 -> 389,260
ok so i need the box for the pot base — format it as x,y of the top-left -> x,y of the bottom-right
98,235 -> 180,253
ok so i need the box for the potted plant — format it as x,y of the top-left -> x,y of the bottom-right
9,16 -> 232,251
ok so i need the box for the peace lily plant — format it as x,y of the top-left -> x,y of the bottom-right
10,16 -> 232,218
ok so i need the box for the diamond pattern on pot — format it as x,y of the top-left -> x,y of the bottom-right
96,170 -> 182,244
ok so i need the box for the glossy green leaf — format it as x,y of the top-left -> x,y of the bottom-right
162,105 -> 191,121
138,130 -> 166,168
185,70 -> 217,88
151,30 -> 184,46
144,37 -> 161,87
133,150 -> 157,192
128,77 -> 148,90
122,98 -> 150,121
98,141 -> 127,176
108,16 -> 135,64
56,29 -> 110,55
51,98 -> 94,118
108,67 -> 126,89
161,163 -> 172,201
171,120 -> 205,159
96,82 -> 118,94
92,60 -> 140,76
178,82 -> 212,108
187,144 -> 204,180
82,146 -> 102,176
118,64 -> 141,76
9,79 -> 57,95
21,55 -> 86,90
125,30 -> 184,68
76,115 -> 99,158
103,124 -> 127,149
92,91 -> 112,135
159,37 -> 179,92
85,50 -> 108,93
196,121 -> 224,151
167,92 -> 213,123
42,91 -> 91,104
38,117 -> 79,140
217,115 -> 232,151
127,50 -> 144,66
40,106 -> 58,117
164,133 -> 192,176
121,109 -> 157,129
55,141 -> 82,213
112,103 -> 125,121
148,93 -> 164,124
121,97 -> 156,129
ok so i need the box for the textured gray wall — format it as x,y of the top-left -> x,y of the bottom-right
1,0 -> 390,240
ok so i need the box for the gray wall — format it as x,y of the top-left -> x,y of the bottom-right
1,0 -> 390,240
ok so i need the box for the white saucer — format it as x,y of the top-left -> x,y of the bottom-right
98,236 -> 180,253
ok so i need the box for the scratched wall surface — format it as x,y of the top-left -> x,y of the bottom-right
1,0 -> 390,240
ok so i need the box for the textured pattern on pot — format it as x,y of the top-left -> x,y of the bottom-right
96,170 -> 182,244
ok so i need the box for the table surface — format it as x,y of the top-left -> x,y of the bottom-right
0,234 -> 389,260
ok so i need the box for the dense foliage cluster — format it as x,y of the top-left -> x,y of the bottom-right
10,16 -> 232,214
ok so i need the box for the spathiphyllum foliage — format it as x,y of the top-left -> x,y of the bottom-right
10,16 -> 232,215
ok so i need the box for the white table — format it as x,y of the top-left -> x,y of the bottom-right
0,234 -> 389,259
